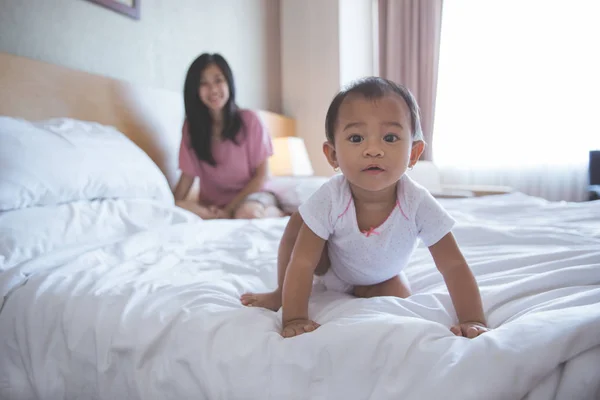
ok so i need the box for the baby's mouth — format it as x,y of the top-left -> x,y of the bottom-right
362,165 -> 384,172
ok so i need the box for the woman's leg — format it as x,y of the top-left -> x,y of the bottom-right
234,201 -> 284,219
353,272 -> 412,299
240,212 -> 329,310
233,192 -> 284,219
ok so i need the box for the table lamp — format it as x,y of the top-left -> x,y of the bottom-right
269,137 -> 314,176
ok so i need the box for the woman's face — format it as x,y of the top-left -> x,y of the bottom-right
198,63 -> 230,114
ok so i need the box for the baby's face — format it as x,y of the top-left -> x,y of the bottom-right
332,93 -> 415,192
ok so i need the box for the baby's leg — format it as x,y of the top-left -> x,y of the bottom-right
240,212 -> 329,310
353,272 -> 411,299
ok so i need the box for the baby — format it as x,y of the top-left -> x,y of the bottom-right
241,77 -> 489,339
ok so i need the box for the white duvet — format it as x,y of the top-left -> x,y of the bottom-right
1,193 -> 599,400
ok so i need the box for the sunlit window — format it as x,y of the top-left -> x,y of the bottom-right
433,0 -> 600,169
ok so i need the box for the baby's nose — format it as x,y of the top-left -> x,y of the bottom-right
364,143 -> 384,157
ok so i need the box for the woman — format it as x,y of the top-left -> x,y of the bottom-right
174,53 -> 283,219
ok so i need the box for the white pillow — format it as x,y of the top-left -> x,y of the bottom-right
0,198 -> 196,272
265,176 -> 329,213
0,117 -> 173,211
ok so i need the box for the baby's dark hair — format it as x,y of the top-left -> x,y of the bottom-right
324,77 -> 423,143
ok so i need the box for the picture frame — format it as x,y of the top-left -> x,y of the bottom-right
86,0 -> 141,20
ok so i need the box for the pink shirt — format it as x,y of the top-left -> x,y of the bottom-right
178,109 -> 273,207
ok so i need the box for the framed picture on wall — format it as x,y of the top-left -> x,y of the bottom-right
85,0 -> 141,20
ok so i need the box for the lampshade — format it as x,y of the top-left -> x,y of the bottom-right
269,137 -> 314,176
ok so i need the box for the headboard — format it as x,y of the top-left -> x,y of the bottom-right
0,52 -> 296,187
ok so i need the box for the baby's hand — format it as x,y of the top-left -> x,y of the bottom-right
450,321 -> 490,339
282,318 -> 320,338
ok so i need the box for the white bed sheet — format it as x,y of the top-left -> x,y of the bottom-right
0,193 -> 599,400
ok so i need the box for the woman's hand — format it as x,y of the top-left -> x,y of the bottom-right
282,318 -> 320,338
215,208 -> 232,219
175,201 -> 218,220
209,206 -> 231,219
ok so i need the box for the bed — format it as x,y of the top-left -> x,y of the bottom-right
1,52 -> 599,400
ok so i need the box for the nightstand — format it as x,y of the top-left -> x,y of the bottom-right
589,185 -> 600,201
589,151 -> 600,201
407,161 -> 513,199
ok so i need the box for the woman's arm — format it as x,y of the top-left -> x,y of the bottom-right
173,173 -> 195,201
429,233 -> 487,327
222,161 -> 269,216
173,173 -> 216,219
282,223 -> 326,324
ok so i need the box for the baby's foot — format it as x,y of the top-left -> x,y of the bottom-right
240,290 -> 282,311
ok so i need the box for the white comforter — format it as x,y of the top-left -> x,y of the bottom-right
1,193 -> 599,400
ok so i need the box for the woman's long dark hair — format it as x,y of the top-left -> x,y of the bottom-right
183,53 -> 242,166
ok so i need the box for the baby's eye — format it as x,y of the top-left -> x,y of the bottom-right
348,135 -> 363,143
384,134 -> 399,143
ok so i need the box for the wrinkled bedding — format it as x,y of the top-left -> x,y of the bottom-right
1,193 -> 599,400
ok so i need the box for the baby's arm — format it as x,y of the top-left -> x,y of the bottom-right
429,232 -> 489,338
281,222 -> 326,338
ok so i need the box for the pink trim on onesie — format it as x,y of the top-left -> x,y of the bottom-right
360,201 -> 399,237
397,199 -> 408,220
337,196 -> 353,219
338,182 -> 408,237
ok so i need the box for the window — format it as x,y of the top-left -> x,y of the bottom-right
433,0 -> 599,170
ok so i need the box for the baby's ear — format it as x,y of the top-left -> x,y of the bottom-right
409,140 -> 425,166
323,141 -> 338,168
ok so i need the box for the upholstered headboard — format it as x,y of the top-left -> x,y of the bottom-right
0,52 -> 296,187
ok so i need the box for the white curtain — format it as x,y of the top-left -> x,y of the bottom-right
433,0 -> 600,202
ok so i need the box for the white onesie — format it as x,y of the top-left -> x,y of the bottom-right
298,174 -> 455,293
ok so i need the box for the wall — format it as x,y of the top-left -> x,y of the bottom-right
281,0 -> 375,176
0,0 -> 281,112
280,0 -> 340,176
